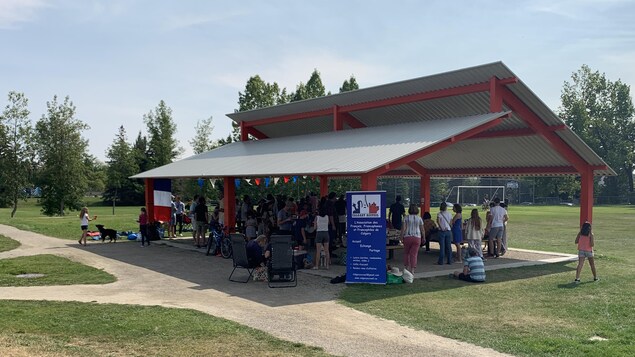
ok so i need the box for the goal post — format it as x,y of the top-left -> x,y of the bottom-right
446,186 -> 506,206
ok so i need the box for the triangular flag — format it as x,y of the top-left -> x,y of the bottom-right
234,179 -> 241,188
284,176 -> 290,183
254,178 -> 261,186
274,177 -> 280,185
245,178 -> 252,185
208,179 -> 216,188
302,175 -> 307,179
293,176 -> 298,183
265,177 -> 270,187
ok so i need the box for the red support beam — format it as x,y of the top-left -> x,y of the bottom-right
360,173 -> 377,191
242,77 -> 517,129
426,165 -> 608,176
144,178 -> 154,223
245,126 -> 268,140
501,87 -> 588,172
340,112 -> 366,129
333,105 -> 343,131
421,174 -> 431,214
468,125 -> 566,139
489,76 -> 504,112
579,166 -> 594,225
224,177 -> 236,232
368,115 -> 507,177
407,162 -> 428,176
319,175 -> 329,197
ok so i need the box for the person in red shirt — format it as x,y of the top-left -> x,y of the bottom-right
574,222 -> 598,284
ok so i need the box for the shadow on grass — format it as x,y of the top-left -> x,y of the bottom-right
340,261 -> 575,304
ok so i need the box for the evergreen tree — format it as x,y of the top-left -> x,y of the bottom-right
35,96 -> 89,216
339,75 -> 359,93
144,100 -> 179,168
0,91 -> 35,216
103,126 -> 142,206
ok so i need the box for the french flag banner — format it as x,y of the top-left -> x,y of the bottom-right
153,179 -> 172,222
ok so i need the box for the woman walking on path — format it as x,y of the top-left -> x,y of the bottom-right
78,207 -> 96,246
401,204 -> 425,273
464,209 -> 484,259
575,222 -> 599,283
451,203 -> 463,263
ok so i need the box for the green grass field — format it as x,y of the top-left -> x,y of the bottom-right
0,235 -> 21,252
1,200 -> 633,356
340,205 -> 635,356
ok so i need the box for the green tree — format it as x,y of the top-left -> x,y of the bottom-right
103,126 -> 142,207
559,65 -> 635,201
339,75 -> 359,93
292,69 -> 326,101
35,96 -> 89,216
144,100 -> 179,169
0,91 -> 35,216
190,116 -> 215,154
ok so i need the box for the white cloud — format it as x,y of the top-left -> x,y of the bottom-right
0,0 -> 48,29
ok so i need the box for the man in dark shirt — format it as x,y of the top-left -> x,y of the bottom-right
389,195 -> 405,230
334,194 -> 347,245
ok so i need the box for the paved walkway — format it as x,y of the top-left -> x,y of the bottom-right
0,224 -> 515,357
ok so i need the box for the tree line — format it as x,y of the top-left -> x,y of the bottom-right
1,65 -> 633,217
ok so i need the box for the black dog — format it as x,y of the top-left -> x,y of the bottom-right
95,224 -> 118,243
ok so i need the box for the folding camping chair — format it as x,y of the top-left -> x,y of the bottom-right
268,235 -> 297,288
228,233 -> 253,283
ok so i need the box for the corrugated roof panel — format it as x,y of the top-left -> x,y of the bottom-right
133,112 -> 508,179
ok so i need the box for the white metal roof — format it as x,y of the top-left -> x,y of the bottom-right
132,112 -> 511,179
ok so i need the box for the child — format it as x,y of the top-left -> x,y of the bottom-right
138,207 -> 149,247
78,207 -> 97,246
574,222 -> 598,283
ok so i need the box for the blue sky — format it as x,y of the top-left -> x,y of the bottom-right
2,0 -> 634,161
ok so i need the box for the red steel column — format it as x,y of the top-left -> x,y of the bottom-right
360,173 -> 377,191
224,177 -> 236,232
421,175 -> 431,214
333,105 -> 343,131
579,166 -> 594,226
144,178 -> 154,223
240,122 -> 248,141
319,175 -> 329,197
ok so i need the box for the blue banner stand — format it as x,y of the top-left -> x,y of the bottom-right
345,191 -> 386,284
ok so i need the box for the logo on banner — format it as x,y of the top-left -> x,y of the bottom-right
350,194 -> 381,217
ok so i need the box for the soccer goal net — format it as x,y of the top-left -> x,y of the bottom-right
445,186 -> 505,207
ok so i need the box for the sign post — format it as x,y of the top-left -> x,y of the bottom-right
345,191 -> 386,284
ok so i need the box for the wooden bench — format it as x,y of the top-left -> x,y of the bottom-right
386,245 -> 403,260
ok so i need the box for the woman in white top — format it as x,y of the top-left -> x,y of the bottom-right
400,204 -> 425,274
78,207 -> 96,246
464,209 -> 484,258
313,206 -> 330,269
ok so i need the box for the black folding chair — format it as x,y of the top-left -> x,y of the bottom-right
268,237 -> 297,288
228,234 -> 253,283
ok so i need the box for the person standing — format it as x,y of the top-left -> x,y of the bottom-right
487,197 -> 508,258
574,222 -> 598,283
389,195 -> 405,230
240,195 -> 251,234
189,195 -> 199,241
193,196 -> 209,248
276,202 -> 294,235
325,192 -> 338,250
436,202 -> 453,265
451,203 -> 463,264
138,207 -> 149,247
174,195 -> 186,237
78,207 -> 96,246
335,194 -> 347,245
169,196 -> 177,239
313,206 -> 330,269
401,204 -> 425,274
464,209 -> 484,259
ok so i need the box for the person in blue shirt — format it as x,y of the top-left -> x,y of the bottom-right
450,247 -> 486,282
